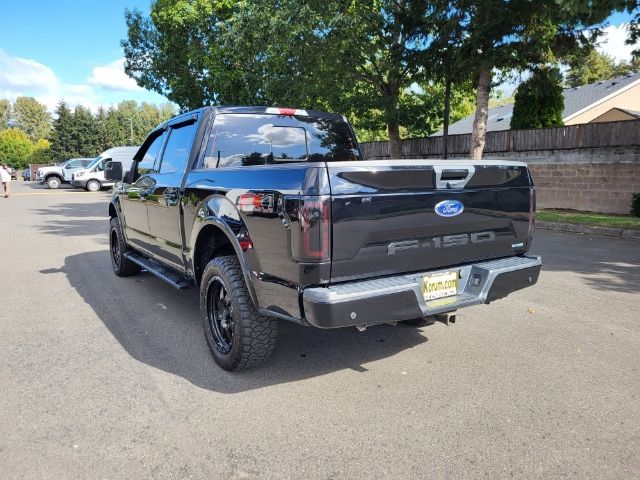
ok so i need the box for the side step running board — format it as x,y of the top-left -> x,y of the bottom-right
124,252 -> 192,289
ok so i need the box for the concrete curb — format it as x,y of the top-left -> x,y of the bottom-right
536,221 -> 640,240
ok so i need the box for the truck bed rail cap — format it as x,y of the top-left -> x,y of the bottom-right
327,159 -> 528,168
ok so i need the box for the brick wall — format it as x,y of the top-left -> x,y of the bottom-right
361,141 -> 640,214
528,161 -> 640,214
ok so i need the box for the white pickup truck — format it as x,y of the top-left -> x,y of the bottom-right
37,158 -> 93,189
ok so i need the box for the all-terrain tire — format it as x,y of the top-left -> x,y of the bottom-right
200,255 -> 277,371
109,217 -> 141,277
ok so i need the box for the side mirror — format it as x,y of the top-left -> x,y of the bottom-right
105,161 -> 123,181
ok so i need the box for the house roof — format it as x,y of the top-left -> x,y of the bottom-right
432,72 -> 640,136
616,108 -> 640,118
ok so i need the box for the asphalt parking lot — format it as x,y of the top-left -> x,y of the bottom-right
1,181 -> 639,479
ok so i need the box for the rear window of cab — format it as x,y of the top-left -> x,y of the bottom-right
201,114 -> 361,168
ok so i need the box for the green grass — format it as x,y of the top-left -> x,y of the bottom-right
537,209 -> 640,230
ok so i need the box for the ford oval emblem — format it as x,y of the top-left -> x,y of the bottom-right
435,200 -> 464,217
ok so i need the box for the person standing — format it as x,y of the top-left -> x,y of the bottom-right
0,164 -> 11,198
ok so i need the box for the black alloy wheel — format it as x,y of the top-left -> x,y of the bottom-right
200,255 -> 277,371
207,277 -> 234,354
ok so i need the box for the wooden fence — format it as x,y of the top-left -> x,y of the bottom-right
360,119 -> 640,159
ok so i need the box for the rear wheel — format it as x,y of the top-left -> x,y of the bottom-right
47,176 -> 61,189
86,179 -> 101,192
200,255 -> 277,371
109,217 -> 141,277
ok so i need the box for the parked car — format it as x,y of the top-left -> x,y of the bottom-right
72,146 -> 138,191
9,167 -> 17,180
106,106 -> 541,371
22,169 -> 30,181
37,158 -> 93,189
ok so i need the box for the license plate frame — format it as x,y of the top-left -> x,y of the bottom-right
421,270 -> 459,302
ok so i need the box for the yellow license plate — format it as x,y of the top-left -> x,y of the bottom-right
422,271 -> 459,301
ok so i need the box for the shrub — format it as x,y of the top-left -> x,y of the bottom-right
632,193 -> 640,217
512,66 -> 564,130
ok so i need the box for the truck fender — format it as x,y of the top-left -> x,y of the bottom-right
189,196 -> 260,309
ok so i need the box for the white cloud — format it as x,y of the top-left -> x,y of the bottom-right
87,58 -> 140,92
0,48 -> 103,111
596,24 -> 636,63
0,50 -> 165,113
0,48 -> 59,98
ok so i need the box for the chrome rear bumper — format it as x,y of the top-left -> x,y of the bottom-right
302,255 -> 541,328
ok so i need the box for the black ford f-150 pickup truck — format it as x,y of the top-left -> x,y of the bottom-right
105,106 -> 541,371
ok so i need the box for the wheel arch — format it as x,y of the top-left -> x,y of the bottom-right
191,219 -> 259,309
108,202 -> 118,219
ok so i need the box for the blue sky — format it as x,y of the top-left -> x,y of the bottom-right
0,1 -> 636,111
0,0 -> 167,111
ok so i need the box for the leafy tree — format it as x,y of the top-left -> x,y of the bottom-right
123,0 -> 240,109
123,0 -> 445,158
229,1 -> 441,158
566,49 -> 617,87
566,48 -> 639,87
435,0 -> 621,159
615,55 -> 640,75
50,101 -> 77,162
512,67 -> 564,129
0,99 -> 11,131
12,96 -> 52,142
0,128 -> 34,169
621,1 -> 640,56
28,138 -> 53,165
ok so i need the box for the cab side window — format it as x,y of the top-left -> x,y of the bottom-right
137,132 -> 166,176
95,159 -> 108,172
159,123 -> 197,174
66,160 -> 83,169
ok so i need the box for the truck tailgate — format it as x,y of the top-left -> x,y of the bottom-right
327,160 -> 534,283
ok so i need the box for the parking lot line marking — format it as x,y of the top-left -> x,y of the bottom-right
8,191 -> 107,196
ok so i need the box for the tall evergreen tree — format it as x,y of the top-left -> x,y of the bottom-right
50,101 -> 77,162
94,107 -> 110,152
70,106 -> 99,157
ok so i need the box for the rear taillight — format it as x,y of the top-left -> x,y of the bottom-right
528,187 -> 536,236
285,196 -> 331,262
